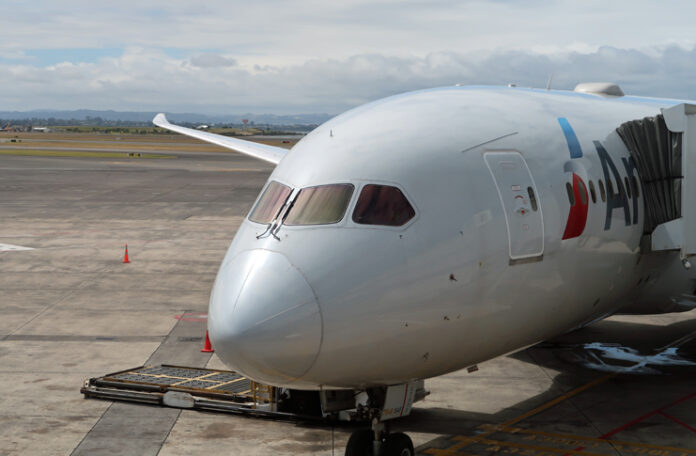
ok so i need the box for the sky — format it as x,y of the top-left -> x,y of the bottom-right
2,0 -> 696,115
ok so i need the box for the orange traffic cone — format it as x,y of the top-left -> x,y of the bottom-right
123,244 -> 130,263
201,330 -> 214,353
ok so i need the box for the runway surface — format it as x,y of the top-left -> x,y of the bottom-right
1,143 -> 694,455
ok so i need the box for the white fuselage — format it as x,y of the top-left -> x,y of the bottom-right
207,86 -> 696,389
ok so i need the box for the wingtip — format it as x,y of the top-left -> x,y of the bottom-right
153,113 -> 168,126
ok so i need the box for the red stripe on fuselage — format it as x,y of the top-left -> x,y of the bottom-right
562,173 -> 588,240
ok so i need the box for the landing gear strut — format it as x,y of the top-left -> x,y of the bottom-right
344,416 -> 414,456
339,382 -> 422,456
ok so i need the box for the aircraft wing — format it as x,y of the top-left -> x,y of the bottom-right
153,113 -> 287,165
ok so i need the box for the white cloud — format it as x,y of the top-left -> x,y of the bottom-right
189,53 -> 237,68
2,45 -> 696,114
3,1 -> 696,59
2,1 -> 696,113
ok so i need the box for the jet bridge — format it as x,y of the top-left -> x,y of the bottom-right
616,103 -> 696,261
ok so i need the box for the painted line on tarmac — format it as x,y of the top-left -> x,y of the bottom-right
479,425 -> 696,454
215,168 -> 268,172
425,328 -> 696,455
505,374 -> 619,429
3,335 -> 164,342
454,436 -> 610,456
174,312 -> 207,322
71,309 -> 213,456
0,168 -> 105,170
658,331 -> 696,350
560,333 -> 696,456
658,411 -> 696,434
0,243 -> 34,251
598,391 -> 696,440
423,373 -> 618,455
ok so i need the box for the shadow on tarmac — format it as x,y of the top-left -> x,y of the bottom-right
399,314 -> 696,451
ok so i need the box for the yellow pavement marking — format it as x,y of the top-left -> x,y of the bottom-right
657,331 -> 696,350
457,437 -> 611,456
214,168 -> 267,172
501,373 -> 618,428
171,378 -> 216,387
206,376 -> 246,390
425,329 -> 696,455
488,426 -> 696,454
424,373 -> 618,455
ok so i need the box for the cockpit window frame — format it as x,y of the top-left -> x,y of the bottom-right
283,183 -> 356,226
352,183 -> 417,227
346,181 -> 419,231
247,179 -> 294,225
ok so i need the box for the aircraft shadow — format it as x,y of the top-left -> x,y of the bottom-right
287,314 -> 696,453
398,314 -> 696,444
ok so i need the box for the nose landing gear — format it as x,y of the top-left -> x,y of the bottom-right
381,433 -> 415,456
344,419 -> 414,456
324,381 -> 424,456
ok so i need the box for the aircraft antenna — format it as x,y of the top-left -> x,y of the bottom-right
546,74 -> 553,91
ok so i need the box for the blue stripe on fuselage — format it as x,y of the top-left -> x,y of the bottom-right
558,117 -> 582,159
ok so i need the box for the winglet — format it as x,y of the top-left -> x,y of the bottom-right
153,113 -> 287,165
153,113 -> 169,127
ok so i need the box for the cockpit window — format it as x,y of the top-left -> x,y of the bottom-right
248,181 -> 292,224
284,184 -> 354,225
352,184 -> 415,226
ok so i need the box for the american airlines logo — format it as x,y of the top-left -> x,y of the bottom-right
558,118 -> 640,239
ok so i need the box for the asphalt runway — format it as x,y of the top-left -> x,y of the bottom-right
1,145 -> 695,455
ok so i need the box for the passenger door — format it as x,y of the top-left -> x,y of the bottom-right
483,151 -> 544,261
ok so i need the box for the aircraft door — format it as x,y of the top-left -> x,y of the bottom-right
483,151 -> 544,261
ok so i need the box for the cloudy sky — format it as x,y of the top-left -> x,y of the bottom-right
2,0 -> 696,115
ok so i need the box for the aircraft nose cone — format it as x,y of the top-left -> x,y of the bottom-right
208,250 -> 322,384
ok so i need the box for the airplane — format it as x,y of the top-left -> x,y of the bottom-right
154,82 -> 696,456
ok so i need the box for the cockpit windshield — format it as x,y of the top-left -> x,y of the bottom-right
248,181 -> 415,228
284,184 -> 354,226
248,181 -> 292,224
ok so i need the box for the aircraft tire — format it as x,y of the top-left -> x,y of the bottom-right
344,429 -> 373,456
382,432 -> 414,456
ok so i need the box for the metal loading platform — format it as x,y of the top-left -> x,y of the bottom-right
81,364 -> 320,421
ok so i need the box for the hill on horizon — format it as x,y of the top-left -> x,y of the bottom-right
0,109 -> 333,126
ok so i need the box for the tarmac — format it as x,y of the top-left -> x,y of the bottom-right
1,142 -> 695,455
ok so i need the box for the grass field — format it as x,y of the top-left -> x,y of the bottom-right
0,140 -> 226,152
44,125 -> 267,136
2,131 -> 196,142
0,149 -> 175,159
0,131 -> 300,157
